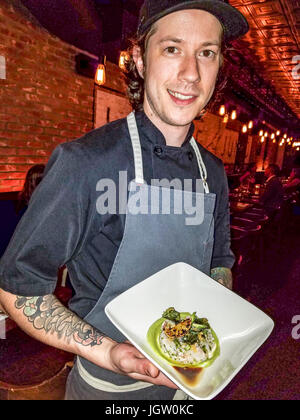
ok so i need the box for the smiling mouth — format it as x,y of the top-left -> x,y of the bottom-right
167,89 -> 198,104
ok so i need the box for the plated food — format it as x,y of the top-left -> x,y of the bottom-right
147,307 -> 220,368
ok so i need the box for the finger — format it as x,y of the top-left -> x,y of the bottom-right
133,357 -> 160,378
120,350 -> 159,378
129,371 -> 178,389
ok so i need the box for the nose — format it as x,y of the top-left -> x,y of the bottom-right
178,55 -> 201,84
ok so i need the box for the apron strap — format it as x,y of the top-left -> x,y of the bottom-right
127,112 -> 210,193
127,112 -> 145,184
190,138 -> 210,194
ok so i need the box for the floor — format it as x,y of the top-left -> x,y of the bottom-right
1,222 -> 299,400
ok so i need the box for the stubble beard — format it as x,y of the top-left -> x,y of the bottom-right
144,86 -> 200,129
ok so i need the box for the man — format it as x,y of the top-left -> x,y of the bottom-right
284,167 -> 300,193
259,164 -> 284,217
0,0 -> 248,400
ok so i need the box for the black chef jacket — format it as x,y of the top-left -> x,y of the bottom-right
0,111 -> 235,319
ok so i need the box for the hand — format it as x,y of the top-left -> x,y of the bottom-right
107,342 -> 178,389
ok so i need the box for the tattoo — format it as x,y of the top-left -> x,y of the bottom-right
15,295 -> 105,347
210,267 -> 233,290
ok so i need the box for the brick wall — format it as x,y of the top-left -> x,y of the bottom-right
0,0 -> 117,192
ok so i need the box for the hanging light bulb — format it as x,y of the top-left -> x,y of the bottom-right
260,136 -> 265,143
231,110 -> 237,120
276,130 -> 280,136
271,133 -> 275,139
259,130 -> 264,137
119,51 -> 129,70
273,139 -> 276,143
242,124 -> 247,133
95,64 -> 106,85
248,120 -> 253,129
284,134 -> 287,139
219,105 -> 226,116
223,113 -> 229,124
264,132 -> 268,137
95,56 -> 106,86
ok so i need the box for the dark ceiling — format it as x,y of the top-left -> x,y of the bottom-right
20,0 -> 300,135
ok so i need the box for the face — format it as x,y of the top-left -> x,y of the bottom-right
134,9 -> 223,130
265,167 -> 271,178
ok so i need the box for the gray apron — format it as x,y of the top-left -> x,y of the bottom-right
66,112 -> 216,400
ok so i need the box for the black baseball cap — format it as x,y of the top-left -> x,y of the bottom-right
137,0 -> 249,42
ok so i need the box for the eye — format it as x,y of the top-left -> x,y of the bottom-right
165,46 -> 179,55
199,50 -> 216,59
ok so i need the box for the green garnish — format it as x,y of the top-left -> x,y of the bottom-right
162,307 -> 181,323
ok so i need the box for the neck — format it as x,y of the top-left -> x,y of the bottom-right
143,105 -> 191,147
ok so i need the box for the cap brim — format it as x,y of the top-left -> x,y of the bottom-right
138,0 -> 249,42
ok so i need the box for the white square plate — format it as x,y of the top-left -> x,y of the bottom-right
105,262 -> 274,400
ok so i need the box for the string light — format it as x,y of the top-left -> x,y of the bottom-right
231,110 -> 237,120
223,114 -> 229,124
242,124 -> 247,133
248,121 -> 253,129
219,105 -> 226,116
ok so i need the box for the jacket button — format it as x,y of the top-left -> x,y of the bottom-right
188,151 -> 194,161
154,146 -> 163,156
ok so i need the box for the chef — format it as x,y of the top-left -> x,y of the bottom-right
0,0 -> 249,400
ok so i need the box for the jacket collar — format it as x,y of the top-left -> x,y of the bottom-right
135,110 -> 196,149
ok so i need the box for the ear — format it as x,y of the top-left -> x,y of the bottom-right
132,45 -> 145,79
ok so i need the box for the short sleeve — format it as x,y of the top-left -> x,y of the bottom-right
211,165 -> 235,270
0,144 -> 90,296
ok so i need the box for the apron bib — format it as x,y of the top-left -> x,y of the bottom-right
70,112 -> 216,399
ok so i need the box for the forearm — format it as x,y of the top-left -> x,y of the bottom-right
0,287 -> 177,388
210,267 -> 233,290
0,288 -> 115,370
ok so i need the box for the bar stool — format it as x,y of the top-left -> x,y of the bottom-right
231,217 -> 262,263
230,228 -> 250,294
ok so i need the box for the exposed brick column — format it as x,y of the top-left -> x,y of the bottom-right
0,0 -> 96,192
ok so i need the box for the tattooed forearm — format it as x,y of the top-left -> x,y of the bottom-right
211,267 -> 233,290
15,295 -> 105,347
